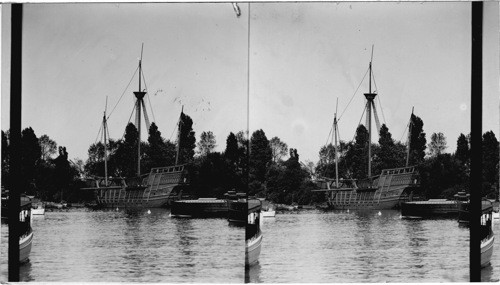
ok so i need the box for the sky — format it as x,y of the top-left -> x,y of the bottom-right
1,2 -> 499,165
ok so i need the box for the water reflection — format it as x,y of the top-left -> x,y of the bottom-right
257,209 -> 473,282
173,218 -> 196,273
19,260 -> 33,282
246,262 -> 262,283
1,209 -> 244,282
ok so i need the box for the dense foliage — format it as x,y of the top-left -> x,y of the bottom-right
1,128 -> 88,202
2,112 -> 499,204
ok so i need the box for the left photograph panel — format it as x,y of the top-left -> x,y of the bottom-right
1,3 -> 248,282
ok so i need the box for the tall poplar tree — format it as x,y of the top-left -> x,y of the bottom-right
249,129 -> 272,183
21,127 -> 42,191
408,114 -> 426,165
482,131 -> 499,188
455,133 -> 469,165
178,112 -> 196,164
114,123 -> 139,177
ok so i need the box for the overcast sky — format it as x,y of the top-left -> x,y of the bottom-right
2,2 -> 499,164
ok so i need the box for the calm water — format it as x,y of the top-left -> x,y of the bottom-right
1,208 -> 244,282
3,208 -> 499,282
248,209 -> 500,283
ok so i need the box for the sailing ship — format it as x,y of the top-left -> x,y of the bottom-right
313,51 -> 419,210
84,46 -> 189,208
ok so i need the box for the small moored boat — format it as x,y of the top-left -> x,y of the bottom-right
481,199 -> 494,268
262,209 -> 275,217
246,198 -> 263,266
32,203 -> 45,215
19,197 -> 34,263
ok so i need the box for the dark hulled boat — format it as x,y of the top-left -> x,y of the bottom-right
402,191 -> 469,218
226,191 -> 247,225
170,198 -> 228,218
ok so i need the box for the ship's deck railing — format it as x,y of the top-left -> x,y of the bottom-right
150,164 -> 186,174
381,166 -> 416,176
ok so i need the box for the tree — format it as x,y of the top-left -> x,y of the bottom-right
249,129 -> 272,183
482,131 -> 499,195
177,112 -> 196,164
144,122 -> 175,171
419,153 -> 466,199
197,131 -> 216,157
39,134 -> 57,161
235,130 -> 249,193
83,139 -> 118,177
455,133 -> 469,165
408,114 -> 426,165
377,124 -> 401,171
72,158 -> 85,178
427,132 -> 447,157
269,137 -> 288,163
21,127 -> 42,192
114,123 -> 139,177
248,129 -> 272,196
265,148 -> 312,204
315,142 -> 349,179
344,124 -> 369,179
225,132 -> 239,165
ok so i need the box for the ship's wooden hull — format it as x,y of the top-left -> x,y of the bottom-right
481,235 -> 494,268
323,167 -> 419,210
328,190 -> 406,210
96,187 -> 175,208
93,165 -> 188,209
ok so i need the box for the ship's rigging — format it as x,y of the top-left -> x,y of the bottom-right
322,46 -> 415,183
93,44 -> 184,179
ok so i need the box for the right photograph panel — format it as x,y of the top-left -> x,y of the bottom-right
245,2 -> 499,282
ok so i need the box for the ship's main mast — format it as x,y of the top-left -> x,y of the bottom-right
133,44 -> 148,177
334,99 -> 339,188
364,56 -> 376,178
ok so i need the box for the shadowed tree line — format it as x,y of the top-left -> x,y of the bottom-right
247,130 -> 322,205
2,113 -> 499,203
315,114 -> 499,201
85,112 -> 250,199
1,112 -> 252,202
1,128 -> 88,202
